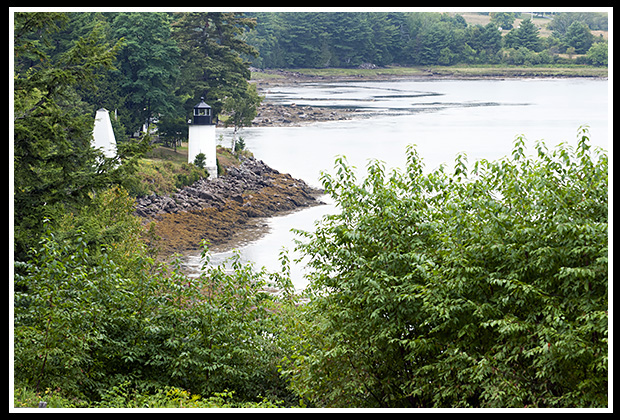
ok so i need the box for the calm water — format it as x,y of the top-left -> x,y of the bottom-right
188,78 -> 609,289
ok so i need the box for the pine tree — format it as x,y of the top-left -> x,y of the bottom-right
109,12 -> 181,134
172,12 -> 258,119
13,12 -> 122,259
505,19 -> 542,52
564,21 -> 594,54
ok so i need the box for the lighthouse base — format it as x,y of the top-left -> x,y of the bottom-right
188,124 -> 217,179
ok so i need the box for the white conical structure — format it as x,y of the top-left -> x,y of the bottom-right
92,108 -> 117,158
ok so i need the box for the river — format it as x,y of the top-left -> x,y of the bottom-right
185,78 -> 609,290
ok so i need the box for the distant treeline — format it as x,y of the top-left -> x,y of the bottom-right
243,11 -> 608,68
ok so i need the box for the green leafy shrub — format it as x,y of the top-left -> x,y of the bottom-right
193,152 -> 206,169
284,127 -> 608,408
14,230 -> 296,405
95,384 -> 285,408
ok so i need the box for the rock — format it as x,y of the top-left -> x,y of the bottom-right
231,194 -> 244,204
198,190 -> 223,203
135,156 -> 324,255
250,101 -> 355,127
358,62 -> 378,69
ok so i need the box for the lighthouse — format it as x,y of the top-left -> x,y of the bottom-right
188,97 -> 217,179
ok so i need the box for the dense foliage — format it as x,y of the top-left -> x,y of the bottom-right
13,10 -> 608,409
14,127 -> 607,408
244,11 -> 608,68
13,12 -> 138,261
13,13 -> 279,406
14,223 -> 299,404
282,129 -> 608,407
14,12 -> 262,140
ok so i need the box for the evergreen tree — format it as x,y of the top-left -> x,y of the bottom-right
564,21 -> 594,54
13,12 -> 123,259
172,12 -> 258,119
418,21 -> 455,65
505,19 -> 542,52
244,12 -> 289,68
110,12 -> 181,134
490,12 -> 516,30
366,13 -> 398,66
481,22 -> 503,58
328,13 -> 373,67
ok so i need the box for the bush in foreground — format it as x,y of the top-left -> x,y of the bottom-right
14,221 -> 298,406
283,127 -> 608,408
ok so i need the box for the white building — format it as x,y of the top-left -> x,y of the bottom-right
188,98 -> 217,179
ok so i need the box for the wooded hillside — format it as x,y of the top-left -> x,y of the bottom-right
244,11 -> 608,69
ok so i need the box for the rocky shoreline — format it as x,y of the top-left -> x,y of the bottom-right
138,156 -> 324,256
249,69 -> 387,127
251,102 -> 360,127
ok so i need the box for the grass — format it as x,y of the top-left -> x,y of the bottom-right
144,142 -> 189,165
250,67 -> 428,81
124,143 -> 204,197
13,386 -> 90,409
125,143 -> 251,197
251,65 -> 607,82
250,71 -> 288,81
424,64 -> 608,78
13,383 -> 286,409
455,12 -> 555,37
293,67 -> 428,78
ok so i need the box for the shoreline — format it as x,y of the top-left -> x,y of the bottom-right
146,67 -> 607,258
249,66 -> 607,127
251,66 -> 608,87
141,156 -> 325,257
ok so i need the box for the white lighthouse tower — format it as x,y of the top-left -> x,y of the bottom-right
92,108 -> 117,158
188,97 -> 217,179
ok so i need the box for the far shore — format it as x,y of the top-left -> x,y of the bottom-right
251,65 -> 607,87
249,65 -> 607,128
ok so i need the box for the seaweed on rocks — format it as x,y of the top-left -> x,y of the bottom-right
136,156 -> 324,255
